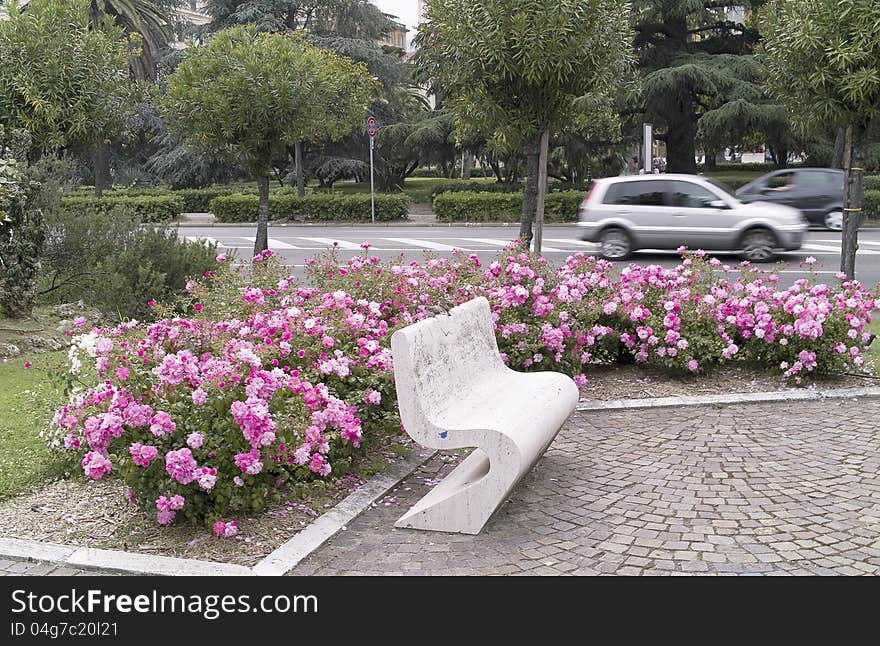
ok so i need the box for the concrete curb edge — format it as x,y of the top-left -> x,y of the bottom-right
575,385 -> 880,411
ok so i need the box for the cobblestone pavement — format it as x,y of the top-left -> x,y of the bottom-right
290,397 -> 880,576
0,559 -> 117,576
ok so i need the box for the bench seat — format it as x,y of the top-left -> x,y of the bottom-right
391,296 -> 579,534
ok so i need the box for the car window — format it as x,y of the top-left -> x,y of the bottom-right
798,170 -> 843,191
667,181 -> 722,208
603,181 -> 666,206
766,172 -> 797,189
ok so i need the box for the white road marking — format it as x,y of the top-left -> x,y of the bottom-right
240,237 -> 300,249
802,243 -> 879,255
383,237 -> 461,251
297,237 -> 363,250
813,238 -> 880,248
465,237 -> 565,252
544,238 -> 599,248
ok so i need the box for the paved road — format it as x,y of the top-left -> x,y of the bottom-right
177,224 -> 880,288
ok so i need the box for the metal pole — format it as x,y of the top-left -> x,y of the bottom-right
370,136 -> 375,224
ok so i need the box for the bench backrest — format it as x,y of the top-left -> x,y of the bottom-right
391,297 -> 505,435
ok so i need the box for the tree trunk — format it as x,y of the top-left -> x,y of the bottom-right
490,159 -> 502,182
462,150 -> 473,180
841,124 -> 868,280
294,141 -> 305,198
254,174 -> 270,257
665,98 -> 697,174
704,148 -> 717,172
519,134 -> 541,250
94,140 -> 111,198
831,127 -> 846,169
533,128 -> 549,256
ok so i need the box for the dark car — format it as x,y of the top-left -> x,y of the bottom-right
735,168 -> 844,230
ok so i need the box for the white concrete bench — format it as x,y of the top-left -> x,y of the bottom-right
390,296 -> 579,534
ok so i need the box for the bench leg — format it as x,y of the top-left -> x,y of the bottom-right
395,448 -> 516,535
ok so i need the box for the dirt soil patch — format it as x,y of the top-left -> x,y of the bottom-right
0,439 -> 416,567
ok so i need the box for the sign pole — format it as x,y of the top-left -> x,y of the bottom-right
643,122 -> 653,174
367,115 -> 377,224
370,136 -> 375,224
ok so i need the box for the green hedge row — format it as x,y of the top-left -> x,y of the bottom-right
433,190 -> 585,223
60,194 -> 183,222
864,189 -> 880,220
864,176 -> 880,192
209,192 -> 409,222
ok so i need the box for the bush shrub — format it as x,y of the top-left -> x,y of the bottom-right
209,192 -> 409,222
432,190 -> 584,222
60,194 -> 183,222
429,180 -> 523,203
40,207 -> 217,320
49,246 -> 875,532
863,175 -> 880,192
864,189 -> 880,220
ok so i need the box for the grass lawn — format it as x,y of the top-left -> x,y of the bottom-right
868,316 -> 880,370
0,350 -> 70,500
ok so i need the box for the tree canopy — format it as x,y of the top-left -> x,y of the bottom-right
760,0 -> 880,278
416,0 -> 633,250
0,0 -> 132,159
161,24 -> 375,253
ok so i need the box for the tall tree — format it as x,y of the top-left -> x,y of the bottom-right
760,0 -> 880,280
0,0 -> 131,160
634,1 -> 771,173
416,0 -> 632,253
161,25 -> 375,256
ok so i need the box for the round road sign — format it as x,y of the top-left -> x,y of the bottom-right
366,116 -> 378,138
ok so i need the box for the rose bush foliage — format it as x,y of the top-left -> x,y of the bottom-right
50,245 -> 876,531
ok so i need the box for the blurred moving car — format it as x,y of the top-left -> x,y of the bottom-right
577,174 -> 808,262
735,168 -> 844,231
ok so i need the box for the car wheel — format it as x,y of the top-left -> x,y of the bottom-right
598,228 -> 632,260
823,209 -> 843,231
740,228 -> 777,263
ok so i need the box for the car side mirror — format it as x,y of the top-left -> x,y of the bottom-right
708,200 -> 728,209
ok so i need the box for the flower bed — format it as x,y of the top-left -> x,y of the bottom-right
48,245 -> 876,533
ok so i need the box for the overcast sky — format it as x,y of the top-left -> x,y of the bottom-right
372,0 -> 420,47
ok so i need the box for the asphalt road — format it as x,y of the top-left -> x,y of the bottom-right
176,223 -> 880,289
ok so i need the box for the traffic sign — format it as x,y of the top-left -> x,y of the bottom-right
366,116 -> 378,138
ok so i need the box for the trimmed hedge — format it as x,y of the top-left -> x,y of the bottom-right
864,175 -> 880,192
209,192 -> 409,223
429,180 -> 524,204
433,190 -> 585,223
864,189 -> 880,220
60,194 -> 183,222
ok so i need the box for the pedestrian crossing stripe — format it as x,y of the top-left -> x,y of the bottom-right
383,237 -> 459,251
298,237 -> 362,250
240,237 -> 300,249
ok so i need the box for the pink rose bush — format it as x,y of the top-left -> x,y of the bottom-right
51,246 -> 875,530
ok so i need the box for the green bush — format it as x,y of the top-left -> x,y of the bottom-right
40,207 -> 217,320
429,180 -> 523,204
864,175 -> 880,192
433,190 -> 585,223
60,194 -> 183,222
209,192 -> 409,222
864,189 -> 880,220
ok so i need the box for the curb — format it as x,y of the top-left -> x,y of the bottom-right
171,220 -> 574,229
575,385 -> 880,412
0,450 -> 433,577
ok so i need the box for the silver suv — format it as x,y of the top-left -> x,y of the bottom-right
577,174 -> 808,262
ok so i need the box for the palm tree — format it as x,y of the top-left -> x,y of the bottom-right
86,0 -> 173,79
83,0 -> 173,194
